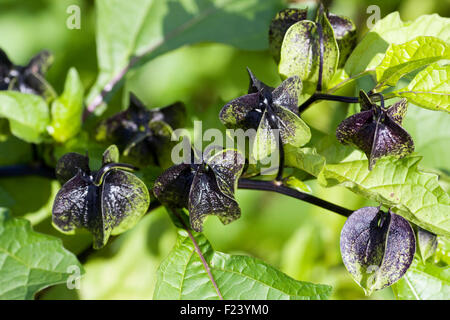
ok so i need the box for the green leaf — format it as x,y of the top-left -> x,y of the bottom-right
392,257 -> 450,300
87,0 -> 283,105
417,227 -> 438,263
344,13 -> 450,78
436,237 -> 450,265
0,208 -> 83,299
402,105 -> 450,171
154,230 -> 332,300
284,176 -> 311,193
392,63 -> 449,112
0,91 -> 49,143
278,13 -> 339,90
375,36 -> 450,90
49,68 -> 84,143
0,118 -> 9,142
285,137 -> 450,237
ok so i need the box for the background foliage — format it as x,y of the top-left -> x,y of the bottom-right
0,0 -> 449,300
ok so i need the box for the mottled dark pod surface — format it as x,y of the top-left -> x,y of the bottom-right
268,8 -> 308,63
268,7 -> 356,68
153,149 -> 245,232
326,13 -> 356,67
52,145 -> 150,249
96,92 -> 186,168
340,206 -> 416,295
0,48 -> 53,98
278,7 -> 339,91
336,91 -> 414,170
55,152 -> 90,185
220,69 -> 310,160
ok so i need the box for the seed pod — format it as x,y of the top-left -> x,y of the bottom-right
268,7 -> 356,68
268,8 -> 308,63
96,92 -> 186,168
336,90 -> 414,170
153,149 -> 244,232
52,145 -> 150,249
340,206 -> 416,295
220,69 -> 310,160
0,48 -> 54,99
326,13 -> 356,67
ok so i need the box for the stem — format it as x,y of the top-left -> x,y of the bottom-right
298,93 -> 359,113
238,178 -> 353,217
373,92 -> 385,109
298,92 -> 393,114
171,208 -> 224,300
93,162 -> 138,186
0,164 -> 56,179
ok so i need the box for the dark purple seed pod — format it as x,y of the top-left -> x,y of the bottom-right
52,145 -> 149,249
0,48 -> 53,98
153,148 -> 244,232
96,92 -> 186,169
340,206 -> 416,295
336,90 -> 414,170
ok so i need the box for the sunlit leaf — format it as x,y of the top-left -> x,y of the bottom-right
375,36 -> 450,90
392,257 -> 450,300
0,91 -> 50,143
283,176 -> 311,193
285,137 -> 450,237
49,68 -> 84,143
154,230 -> 332,299
392,63 -> 449,112
344,13 -> 450,78
417,227 -> 438,262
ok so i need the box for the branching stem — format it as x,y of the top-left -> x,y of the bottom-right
298,92 -> 392,114
238,178 -> 353,217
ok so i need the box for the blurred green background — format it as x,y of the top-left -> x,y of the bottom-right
0,0 -> 449,300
